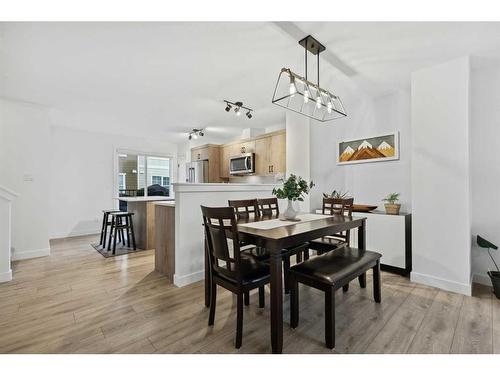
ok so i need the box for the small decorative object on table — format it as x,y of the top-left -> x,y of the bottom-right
477,235 -> 500,299
382,192 -> 401,215
272,174 -> 314,221
322,189 -> 350,199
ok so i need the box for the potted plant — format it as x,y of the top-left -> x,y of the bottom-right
382,192 -> 401,215
477,235 -> 500,299
272,174 -> 314,220
323,190 -> 350,199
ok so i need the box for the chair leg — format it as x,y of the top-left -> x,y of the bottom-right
284,254 -> 291,294
235,292 -> 243,349
258,286 -> 265,308
303,248 -> 310,260
244,291 -> 250,306
373,261 -> 381,303
342,284 -> 349,293
325,286 -> 335,349
208,282 -> 217,326
290,279 -> 299,328
358,272 -> 367,288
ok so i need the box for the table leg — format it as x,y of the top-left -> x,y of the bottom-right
269,248 -> 283,354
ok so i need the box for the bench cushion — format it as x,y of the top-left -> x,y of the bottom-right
290,247 -> 381,286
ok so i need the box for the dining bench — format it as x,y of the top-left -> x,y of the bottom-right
288,247 -> 382,349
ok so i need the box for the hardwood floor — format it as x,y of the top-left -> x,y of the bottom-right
0,234 -> 497,354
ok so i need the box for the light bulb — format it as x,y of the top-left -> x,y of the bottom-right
316,95 -> 322,109
304,89 -> 309,103
235,107 -> 241,116
192,133 -> 198,139
327,102 -> 332,113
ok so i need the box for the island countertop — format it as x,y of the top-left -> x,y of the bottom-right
115,196 -> 174,202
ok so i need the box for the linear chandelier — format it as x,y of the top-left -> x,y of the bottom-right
224,100 -> 253,119
272,35 -> 346,122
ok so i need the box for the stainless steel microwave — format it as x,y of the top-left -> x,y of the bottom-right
229,153 -> 255,175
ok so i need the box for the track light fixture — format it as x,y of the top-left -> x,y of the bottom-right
272,35 -> 346,122
223,100 -> 253,119
188,128 -> 205,140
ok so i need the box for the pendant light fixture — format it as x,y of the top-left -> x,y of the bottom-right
272,35 -> 347,122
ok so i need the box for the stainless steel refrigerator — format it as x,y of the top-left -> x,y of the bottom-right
186,160 -> 209,183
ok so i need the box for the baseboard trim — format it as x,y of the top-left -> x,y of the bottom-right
12,247 -> 50,261
411,271 -> 472,296
50,230 -> 100,240
174,270 -> 204,287
473,272 -> 492,287
0,269 -> 12,283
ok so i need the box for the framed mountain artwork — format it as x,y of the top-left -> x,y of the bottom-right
337,132 -> 399,165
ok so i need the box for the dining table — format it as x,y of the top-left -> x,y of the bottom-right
204,212 -> 367,354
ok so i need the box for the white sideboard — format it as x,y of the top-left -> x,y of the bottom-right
315,209 -> 412,275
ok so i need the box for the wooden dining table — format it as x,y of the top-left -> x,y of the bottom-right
204,213 -> 367,354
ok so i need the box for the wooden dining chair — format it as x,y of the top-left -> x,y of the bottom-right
228,199 -> 260,220
201,205 -> 270,349
309,197 -> 354,255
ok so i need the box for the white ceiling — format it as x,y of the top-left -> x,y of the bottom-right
2,22 -> 500,143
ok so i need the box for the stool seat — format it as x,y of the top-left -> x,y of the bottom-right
109,211 -> 133,216
103,209 -> 121,213
290,247 -> 381,286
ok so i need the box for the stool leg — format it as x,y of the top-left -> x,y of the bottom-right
325,286 -> 335,349
126,215 -> 131,248
129,215 -> 137,250
290,279 -> 299,328
112,220 -> 118,254
99,212 -> 107,245
258,286 -> 265,308
107,216 -> 115,251
373,260 -> 381,303
358,272 -> 367,288
102,214 -> 109,249
244,291 -> 250,306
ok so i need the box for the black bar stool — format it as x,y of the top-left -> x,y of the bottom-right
100,209 -> 121,248
107,212 -> 137,254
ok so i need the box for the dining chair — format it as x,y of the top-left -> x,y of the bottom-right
201,205 -> 270,349
308,197 -> 354,255
228,199 -> 260,220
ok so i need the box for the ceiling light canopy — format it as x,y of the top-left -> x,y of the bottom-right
188,128 -> 204,140
223,100 -> 253,119
272,35 -> 346,122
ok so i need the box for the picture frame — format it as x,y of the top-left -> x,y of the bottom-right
337,131 -> 400,165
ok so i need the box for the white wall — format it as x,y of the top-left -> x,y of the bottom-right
0,98 -> 51,260
410,56 -> 472,295
470,65 -> 500,285
48,126 -> 177,239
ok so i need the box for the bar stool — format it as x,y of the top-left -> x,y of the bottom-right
99,209 -> 121,249
107,212 -> 137,254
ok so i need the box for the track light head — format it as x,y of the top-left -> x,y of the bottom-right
246,111 -> 252,119
200,131 -> 204,136
225,104 -> 231,112
188,134 -> 192,140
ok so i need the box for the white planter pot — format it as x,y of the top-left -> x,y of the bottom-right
283,199 -> 298,220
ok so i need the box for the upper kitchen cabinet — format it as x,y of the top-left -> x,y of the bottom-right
270,132 -> 286,174
255,131 -> 286,175
255,136 -> 271,175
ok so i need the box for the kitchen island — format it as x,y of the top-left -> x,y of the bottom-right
116,196 -> 174,250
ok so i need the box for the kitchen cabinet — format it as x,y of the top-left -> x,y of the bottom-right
191,146 -> 209,161
270,132 -> 286,174
255,137 -> 271,175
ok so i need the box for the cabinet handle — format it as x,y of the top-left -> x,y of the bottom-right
271,165 -> 274,173
268,165 -> 271,173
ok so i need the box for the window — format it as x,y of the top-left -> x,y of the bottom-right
118,173 -> 126,190
117,152 -> 171,198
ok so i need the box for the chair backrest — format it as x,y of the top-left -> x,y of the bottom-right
257,197 -> 279,218
201,205 -> 243,283
322,197 -> 354,216
228,199 -> 260,220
